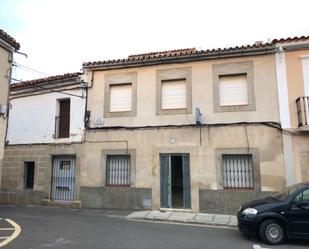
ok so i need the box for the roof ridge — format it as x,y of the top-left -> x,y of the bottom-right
83,41 -> 273,68
10,72 -> 82,90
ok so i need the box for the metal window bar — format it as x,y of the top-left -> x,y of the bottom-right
296,96 -> 309,127
222,154 -> 254,189
106,155 -> 130,186
51,155 -> 75,201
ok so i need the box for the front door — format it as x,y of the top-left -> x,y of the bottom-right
160,154 -> 191,209
51,155 -> 76,201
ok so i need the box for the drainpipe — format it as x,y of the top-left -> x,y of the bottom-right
4,50 -> 14,145
83,70 -> 94,129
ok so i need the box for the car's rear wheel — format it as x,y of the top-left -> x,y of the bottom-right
259,219 -> 285,245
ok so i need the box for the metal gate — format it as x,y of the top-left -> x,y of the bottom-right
51,155 -> 75,201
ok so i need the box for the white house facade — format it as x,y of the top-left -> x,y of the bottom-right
1,73 -> 86,207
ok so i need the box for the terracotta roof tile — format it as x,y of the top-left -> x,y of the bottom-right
272,35 -> 309,44
0,29 -> 20,50
10,72 -> 82,90
83,42 -> 273,68
128,48 -> 198,60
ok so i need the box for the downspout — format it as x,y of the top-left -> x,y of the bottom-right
83,70 -> 94,129
4,50 -> 14,145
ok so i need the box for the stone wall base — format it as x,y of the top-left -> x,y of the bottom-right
0,190 -> 44,205
80,186 -> 152,210
199,189 -> 275,214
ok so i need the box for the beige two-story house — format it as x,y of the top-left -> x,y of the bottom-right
80,44 -> 285,213
0,29 -> 20,187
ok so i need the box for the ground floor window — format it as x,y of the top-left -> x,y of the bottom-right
106,155 -> 130,186
222,154 -> 253,189
24,161 -> 35,189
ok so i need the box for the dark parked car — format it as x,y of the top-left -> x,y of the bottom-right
237,182 -> 309,245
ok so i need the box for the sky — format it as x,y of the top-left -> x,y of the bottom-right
1,0 -> 309,82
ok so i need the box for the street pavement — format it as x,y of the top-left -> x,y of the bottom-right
0,205 -> 308,249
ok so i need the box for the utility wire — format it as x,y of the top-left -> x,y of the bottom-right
12,62 -> 50,76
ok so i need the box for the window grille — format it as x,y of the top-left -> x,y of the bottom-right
222,154 -> 254,189
106,155 -> 130,186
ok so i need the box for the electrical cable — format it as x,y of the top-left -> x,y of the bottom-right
12,61 -> 50,76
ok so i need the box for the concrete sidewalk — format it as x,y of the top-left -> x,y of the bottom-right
126,210 -> 238,227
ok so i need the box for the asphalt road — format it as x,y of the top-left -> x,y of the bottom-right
0,205 -> 308,249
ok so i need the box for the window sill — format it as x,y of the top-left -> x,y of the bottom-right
104,111 -> 136,118
54,137 -> 71,143
157,108 -> 192,115
214,104 -> 255,113
106,185 -> 130,188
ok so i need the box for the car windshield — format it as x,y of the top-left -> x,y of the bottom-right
272,183 -> 305,201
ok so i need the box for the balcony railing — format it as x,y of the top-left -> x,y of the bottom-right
296,96 -> 309,127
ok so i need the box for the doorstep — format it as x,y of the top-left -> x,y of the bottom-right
126,210 -> 238,227
42,199 -> 81,209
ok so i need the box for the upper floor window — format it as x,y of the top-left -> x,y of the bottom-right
104,72 -> 137,117
213,61 -> 255,112
219,74 -> 248,106
55,98 -> 70,138
110,83 -> 132,112
156,67 -> 192,115
161,79 -> 187,109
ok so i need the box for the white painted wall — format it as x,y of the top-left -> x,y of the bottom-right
7,90 -> 85,144
275,51 -> 291,128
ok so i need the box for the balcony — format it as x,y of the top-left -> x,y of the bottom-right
296,96 -> 309,127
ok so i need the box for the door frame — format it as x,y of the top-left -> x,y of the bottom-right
50,155 -> 76,202
159,153 -> 191,209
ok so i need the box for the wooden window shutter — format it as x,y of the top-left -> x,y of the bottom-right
58,99 -> 70,138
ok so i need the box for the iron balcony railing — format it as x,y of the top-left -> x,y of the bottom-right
296,96 -> 309,127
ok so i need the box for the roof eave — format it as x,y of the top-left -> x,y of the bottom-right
83,46 -> 276,70
10,74 -> 83,91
